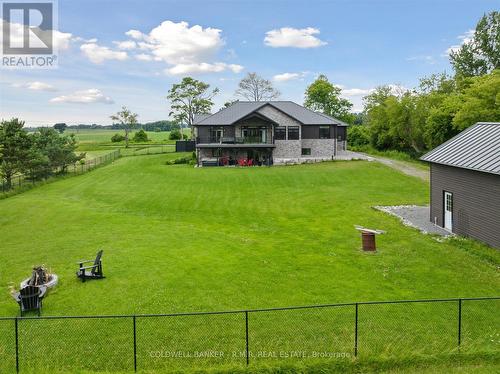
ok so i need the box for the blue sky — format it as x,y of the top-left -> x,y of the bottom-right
1,0 -> 497,125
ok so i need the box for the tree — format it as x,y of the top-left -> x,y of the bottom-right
304,75 -> 355,124
132,129 -> 148,142
53,123 -> 67,133
31,128 -> 84,173
0,118 -> 31,188
167,77 -> 218,140
169,129 -> 182,140
221,100 -> 239,110
347,125 -> 370,148
452,69 -> 500,129
450,11 -> 500,77
235,72 -> 280,101
110,106 -> 138,148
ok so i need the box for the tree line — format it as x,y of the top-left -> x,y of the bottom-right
0,119 -> 84,188
41,120 -> 178,133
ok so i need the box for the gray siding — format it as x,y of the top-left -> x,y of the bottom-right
302,125 -> 338,139
196,126 -> 210,138
430,163 -> 500,248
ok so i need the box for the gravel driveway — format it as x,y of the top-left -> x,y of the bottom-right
374,205 -> 451,236
359,153 -> 429,181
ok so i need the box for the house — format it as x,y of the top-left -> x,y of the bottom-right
421,122 -> 500,248
193,101 -> 348,166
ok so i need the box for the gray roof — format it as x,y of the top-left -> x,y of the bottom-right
193,114 -> 211,123
420,122 -> 500,175
194,101 -> 348,126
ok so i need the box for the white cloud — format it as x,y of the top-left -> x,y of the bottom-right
0,20 -> 73,50
122,20 -> 243,74
342,88 -> 375,97
445,29 -> 474,56
273,72 -> 306,82
12,81 -> 57,91
264,27 -> 327,48
113,40 -> 137,50
142,21 -> 224,64
80,43 -> 128,64
73,37 -> 98,43
166,62 -> 243,75
125,29 -> 145,40
337,84 -> 408,98
50,89 -> 114,104
135,53 -> 154,61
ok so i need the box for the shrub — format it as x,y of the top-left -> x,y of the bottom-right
165,156 -> 193,165
111,133 -> 125,142
169,129 -> 182,140
133,129 -> 148,142
348,125 -> 370,147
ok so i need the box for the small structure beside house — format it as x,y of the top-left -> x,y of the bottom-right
421,122 -> 500,248
193,101 -> 348,166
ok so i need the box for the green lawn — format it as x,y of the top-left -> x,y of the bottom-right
0,156 -> 498,372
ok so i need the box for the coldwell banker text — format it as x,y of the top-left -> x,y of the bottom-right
1,0 -> 58,68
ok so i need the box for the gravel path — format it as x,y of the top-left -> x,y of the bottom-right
374,205 -> 451,236
359,153 -> 429,181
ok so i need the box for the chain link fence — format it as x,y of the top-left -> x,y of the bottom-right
0,297 -> 498,373
0,149 -> 121,195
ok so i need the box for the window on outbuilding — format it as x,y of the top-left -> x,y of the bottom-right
288,126 -> 299,140
274,126 -> 286,140
301,148 -> 311,156
319,126 -> 330,139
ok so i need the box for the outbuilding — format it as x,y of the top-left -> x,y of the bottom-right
421,122 -> 500,248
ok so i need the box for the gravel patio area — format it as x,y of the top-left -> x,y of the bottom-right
374,205 -> 452,236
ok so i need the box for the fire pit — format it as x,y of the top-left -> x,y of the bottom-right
20,266 -> 58,289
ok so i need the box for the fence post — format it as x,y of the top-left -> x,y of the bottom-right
15,317 -> 19,373
133,316 -> 137,372
245,311 -> 249,365
457,298 -> 462,350
354,303 -> 358,357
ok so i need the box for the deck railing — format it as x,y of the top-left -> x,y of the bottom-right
196,136 -> 273,145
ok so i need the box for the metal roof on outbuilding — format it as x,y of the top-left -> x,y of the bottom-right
194,101 -> 348,126
420,122 -> 500,175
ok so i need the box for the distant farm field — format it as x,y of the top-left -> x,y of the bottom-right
0,155 -> 498,372
67,129 -> 191,145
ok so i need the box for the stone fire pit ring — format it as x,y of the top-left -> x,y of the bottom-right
20,273 -> 59,289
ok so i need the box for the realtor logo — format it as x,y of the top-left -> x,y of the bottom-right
1,0 -> 58,68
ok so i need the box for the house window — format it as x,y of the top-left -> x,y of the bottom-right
275,126 -> 286,140
288,126 -> 299,140
319,126 -> 330,139
301,148 -> 311,156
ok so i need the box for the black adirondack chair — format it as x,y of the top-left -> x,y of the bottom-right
12,285 -> 47,316
76,250 -> 105,282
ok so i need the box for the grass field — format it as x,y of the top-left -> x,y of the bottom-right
69,129 -> 188,158
0,155 -> 498,372
67,129 -> 192,146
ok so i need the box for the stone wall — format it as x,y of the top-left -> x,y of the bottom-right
301,139 -> 336,157
273,140 -> 301,158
